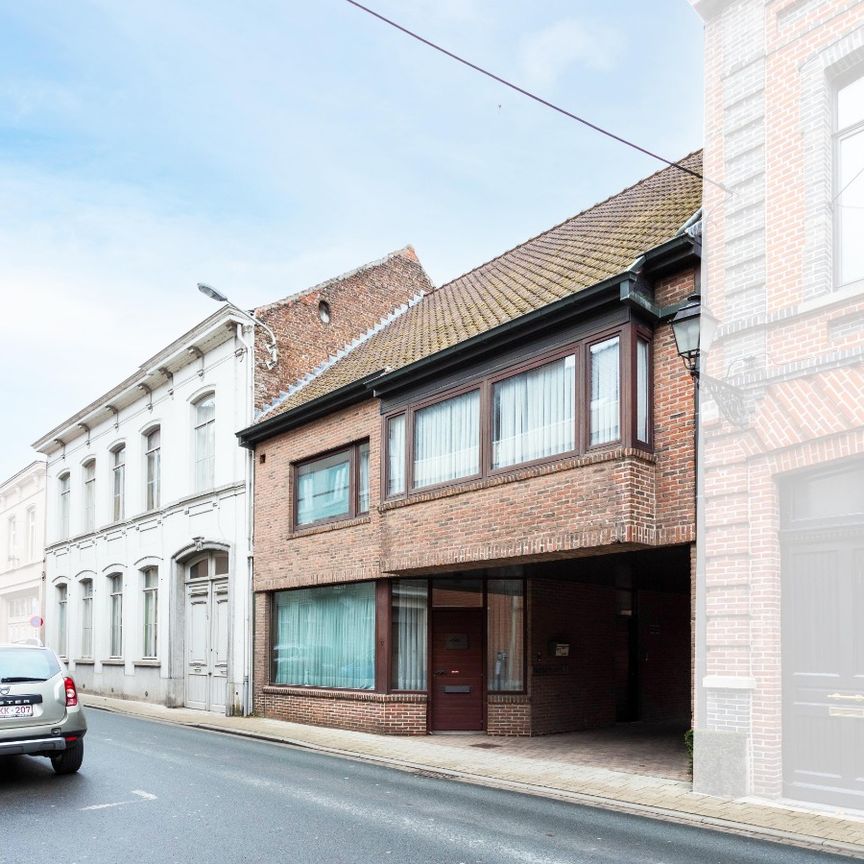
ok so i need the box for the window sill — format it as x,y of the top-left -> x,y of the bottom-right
101,659 -> 125,666
133,659 -> 161,667
73,658 -> 95,665
381,446 -> 656,512
262,685 -> 426,703
288,515 -> 371,540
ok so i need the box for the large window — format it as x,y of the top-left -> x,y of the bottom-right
636,337 -> 650,443
80,579 -> 93,659
272,582 -> 375,689
145,428 -> 161,510
58,473 -> 70,539
492,355 -> 575,469
56,584 -> 68,657
26,507 -> 37,560
83,460 -> 96,532
413,390 -> 480,489
589,336 -> 620,446
391,580 -> 427,690
6,516 -> 15,565
295,442 -> 369,527
108,574 -> 123,658
111,446 -> 126,522
487,579 -> 525,691
142,568 -> 158,658
837,74 -> 864,287
387,415 -> 406,495
194,395 -> 216,492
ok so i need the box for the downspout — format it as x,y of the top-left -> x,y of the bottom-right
235,321 -> 256,717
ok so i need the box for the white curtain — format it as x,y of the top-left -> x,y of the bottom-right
387,415 -> 406,495
590,337 -> 620,445
413,391 -> 479,488
273,583 -> 375,689
358,443 -> 370,513
636,338 -> 649,441
493,355 -> 575,468
296,453 -> 350,525
392,580 -> 427,690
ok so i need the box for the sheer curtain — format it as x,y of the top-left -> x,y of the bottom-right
590,337 -> 620,445
273,583 -> 375,689
358,443 -> 370,513
487,579 -> 524,691
391,580 -> 427,690
387,415 -> 406,495
413,391 -> 479,488
493,355 -> 575,468
636,338 -> 649,441
296,452 -> 350,525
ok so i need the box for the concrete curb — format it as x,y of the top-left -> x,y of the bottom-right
85,699 -> 864,860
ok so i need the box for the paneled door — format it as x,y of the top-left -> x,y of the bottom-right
185,560 -> 229,713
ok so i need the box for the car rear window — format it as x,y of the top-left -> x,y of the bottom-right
0,648 -> 61,682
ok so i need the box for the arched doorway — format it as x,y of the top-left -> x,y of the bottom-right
184,551 -> 229,713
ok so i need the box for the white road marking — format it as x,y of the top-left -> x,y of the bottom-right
80,790 -> 158,811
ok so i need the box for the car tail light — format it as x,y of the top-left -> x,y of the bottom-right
64,677 -> 78,707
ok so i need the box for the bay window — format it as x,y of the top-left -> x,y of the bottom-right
387,415 -> 406,495
413,390 -> 480,489
589,336 -> 620,446
272,582 -> 375,689
636,337 -> 650,443
295,441 -> 370,527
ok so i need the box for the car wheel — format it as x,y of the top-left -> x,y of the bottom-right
51,740 -> 84,775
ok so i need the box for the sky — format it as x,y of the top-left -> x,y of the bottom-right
0,0 -> 703,484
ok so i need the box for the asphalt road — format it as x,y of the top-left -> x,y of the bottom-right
0,710 -> 854,864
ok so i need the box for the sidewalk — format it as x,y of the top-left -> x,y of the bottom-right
82,694 -> 864,859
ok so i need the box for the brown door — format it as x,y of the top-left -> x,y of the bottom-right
431,608 -> 484,731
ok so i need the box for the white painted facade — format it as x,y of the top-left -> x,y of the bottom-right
34,308 -> 256,715
0,461 -> 46,643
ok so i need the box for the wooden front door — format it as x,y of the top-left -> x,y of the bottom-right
783,536 -> 864,809
185,576 -> 229,713
431,608 -> 484,731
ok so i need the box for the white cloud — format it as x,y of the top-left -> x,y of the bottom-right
518,18 -> 623,90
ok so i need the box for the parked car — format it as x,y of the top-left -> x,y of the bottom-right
0,643 -> 87,774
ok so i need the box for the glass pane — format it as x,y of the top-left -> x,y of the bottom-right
358,442 -> 370,514
387,415 -> 406,496
838,75 -> 864,130
391,580 -> 427,690
590,337 -> 620,446
147,449 -> 161,510
113,447 -> 125,467
492,355 -> 575,469
413,391 -> 480,489
431,578 -> 483,608
839,129 -> 864,286
487,579 -> 524,691
272,582 -> 375,689
189,560 -> 208,580
636,338 -> 650,441
296,451 -> 351,525
147,428 -> 160,450
214,553 -> 229,575
196,396 -> 215,424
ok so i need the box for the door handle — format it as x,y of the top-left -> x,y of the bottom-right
828,693 -> 864,702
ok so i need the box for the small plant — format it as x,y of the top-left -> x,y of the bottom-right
684,729 -> 694,771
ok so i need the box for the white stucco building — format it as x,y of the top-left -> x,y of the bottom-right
0,460 -> 46,644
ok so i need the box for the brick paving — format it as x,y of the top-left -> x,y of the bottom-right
81,694 -> 864,858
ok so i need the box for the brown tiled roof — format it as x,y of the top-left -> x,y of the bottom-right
258,151 -> 702,420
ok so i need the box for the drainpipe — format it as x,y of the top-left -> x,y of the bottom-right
235,321 -> 256,717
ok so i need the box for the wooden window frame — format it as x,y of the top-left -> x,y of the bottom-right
383,324 -> 650,501
291,440 -> 370,530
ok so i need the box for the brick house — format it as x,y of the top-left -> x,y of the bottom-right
239,155 -> 704,739
692,0 -> 864,811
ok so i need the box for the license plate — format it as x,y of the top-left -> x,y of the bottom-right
0,705 -> 33,718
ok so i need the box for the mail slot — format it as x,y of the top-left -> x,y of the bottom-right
443,685 -> 472,694
829,706 -> 864,719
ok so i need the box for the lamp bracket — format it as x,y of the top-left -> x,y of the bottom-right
697,371 -> 750,429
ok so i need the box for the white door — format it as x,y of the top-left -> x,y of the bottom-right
184,556 -> 230,713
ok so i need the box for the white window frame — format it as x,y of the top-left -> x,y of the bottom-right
111,446 -> 126,522
58,473 -> 70,539
56,583 -> 68,657
193,394 -> 216,493
144,427 -> 161,511
142,568 -> 158,659
108,573 -> 123,658
26,506 -> 37,560
80,579 -> 93,659
83,459 -> 96,532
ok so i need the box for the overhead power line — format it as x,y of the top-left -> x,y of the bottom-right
343,0 -> 710,185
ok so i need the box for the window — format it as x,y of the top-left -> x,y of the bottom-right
145,428 -> 161,510
387,415 -> 406,495
413,390 -> 480,489
487,579 -> 524,691
837,74 -> 864,287
26,507 -> 37,560
83,460 -> 96,532
142,568 -> 158,658
492,355 -> 575,469
589,336 -> 620,446
80,580 -> 93,659
295,442 -> 369,527
108,574 -> 123,658
194,395 -> 216,492
58,473 -> 70,539
272,582 -> 375,689
636,337 -> 650,443
56,584 -> 68,657
391,580 -> 427,690
6,516 -> 15,564
111,446 -> 126,522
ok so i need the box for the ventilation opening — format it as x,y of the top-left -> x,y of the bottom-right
318,300 -> 331,324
